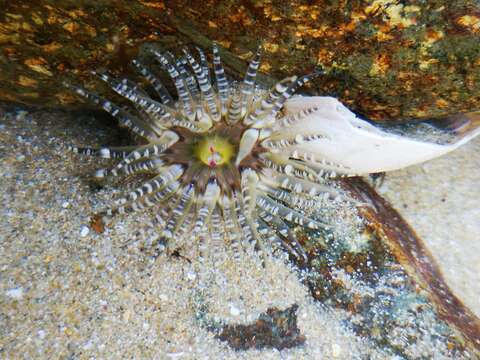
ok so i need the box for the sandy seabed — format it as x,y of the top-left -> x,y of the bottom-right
1,108 -> 478,359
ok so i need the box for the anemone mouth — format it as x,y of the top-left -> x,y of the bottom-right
163,122 -> 266,195
67,44 -> 353,262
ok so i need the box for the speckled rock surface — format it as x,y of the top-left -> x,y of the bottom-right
1,107 -> 479,358
1,1 -> 479,121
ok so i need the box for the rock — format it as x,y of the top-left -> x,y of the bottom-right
0,1 -> 479,121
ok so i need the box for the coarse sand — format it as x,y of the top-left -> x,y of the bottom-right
1,108 -> 478,359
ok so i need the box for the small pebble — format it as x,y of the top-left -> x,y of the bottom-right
186,271 -> 196,280
16,110 -> 28,119
165,352 -> 185,359
61,201 -> 70,209
83,340 -> 93,350
332,343 -> 342,357
6,287 -> 23,300
229,304 -> 240,316
80,225 -> 90,237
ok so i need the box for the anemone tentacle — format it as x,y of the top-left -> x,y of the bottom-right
212,43 -> 230,115
132,59 -> 174,106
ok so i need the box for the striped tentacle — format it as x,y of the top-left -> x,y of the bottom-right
254,72 -> 322,134
241,168 -> 259,217
119,158 -> 165,177
209,210 -> 226,267
105,78 -> 165,135
266,73 -> 320,122
96,145 -> 140,159
152,195 -> 177,230
232,192 -> 254,247
153,51 -> 196,121
116,164 -> 183,205
226,86 -> 243,123
258,183 -> 321,212
104,179 -> 181,217
174,120 -> 203,132
173,209 -> 195,240
193,181 -> 221,234
232,191 -> 262,256
196,47 -> 212,84
256,193 -> 329,231
95,73 -> 177,129
67,145 -> 136,159
183,48 -> 220,122
132,83 -> 200,131
212,43 -> 230,116
116,77 -> 150,97
261,151 -> 352,181
219,195 -> 242,260
143,194 -> 178,255
288,156 -> 355,179
259,152 -> 321,182
260,169 -> 339,201
162,185 -> 195,239
256,216 -> 303,260
92,156 -> 164,180
259,173 -> 347,222
132,59 -> 174,106
241,169 -> 266,255
67,145 -> 100,157
128,103 -> 166,136
244,76 -> 296,127
240,46 -> 261,116
196,225 -> 210,262
174,56 -> 201,101
258,210 -> 307,262
194,182 -> 221,261
260,171 -> 340,211
100,73 -> 178,125
111,76 -> 168,134
98,131 -> 178,178
65,83 -> 159,141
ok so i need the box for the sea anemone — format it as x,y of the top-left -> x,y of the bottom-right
67,44 -> 364,261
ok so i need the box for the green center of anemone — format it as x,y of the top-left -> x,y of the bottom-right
195,136 -> 235,168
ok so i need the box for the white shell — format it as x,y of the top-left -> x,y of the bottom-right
281,96 -> 480,175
